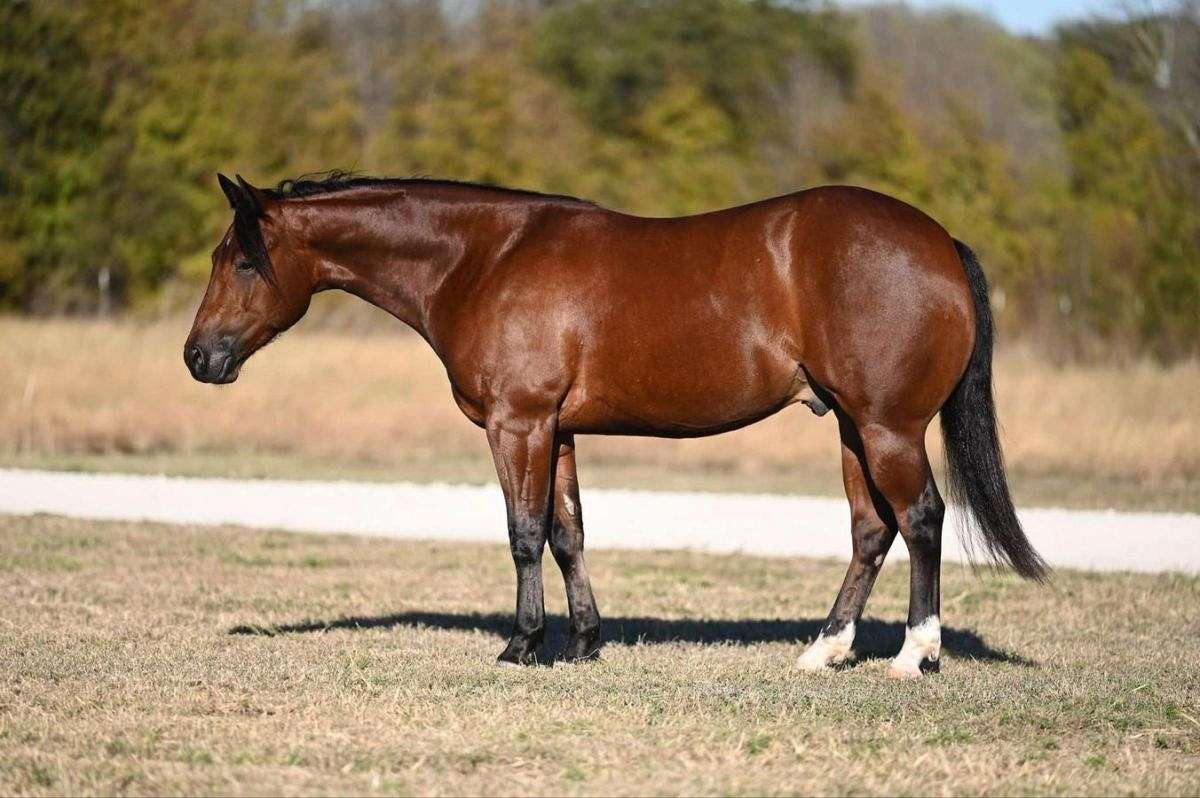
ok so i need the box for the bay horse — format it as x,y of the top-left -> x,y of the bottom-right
186,173 -> 1047,678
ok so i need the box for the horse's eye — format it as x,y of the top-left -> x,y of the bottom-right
235,259 -> 255,273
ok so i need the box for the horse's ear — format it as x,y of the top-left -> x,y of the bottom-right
235,174 -> 268,218
217,173 -> 240,209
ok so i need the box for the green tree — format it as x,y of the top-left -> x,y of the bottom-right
1055,44 -> 1199,355
810,85 -> 930,200
535,0 -> 853,143
0,0 -> 106,308
27,0 -> 365,306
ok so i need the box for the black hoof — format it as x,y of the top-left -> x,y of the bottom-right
560,629 -> 603,663
497,634 -> 541,666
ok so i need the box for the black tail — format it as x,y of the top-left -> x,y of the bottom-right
941,240 -> 1049,582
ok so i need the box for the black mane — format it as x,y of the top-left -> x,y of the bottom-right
267,171 -> 593,205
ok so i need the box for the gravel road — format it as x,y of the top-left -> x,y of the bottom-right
2,468 -> 1197,573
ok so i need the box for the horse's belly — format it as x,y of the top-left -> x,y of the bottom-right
560,339 -> 803,437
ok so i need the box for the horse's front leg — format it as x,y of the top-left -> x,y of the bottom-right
486,410 -> 558,666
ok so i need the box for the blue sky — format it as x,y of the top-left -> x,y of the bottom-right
842,0 -> 1111,35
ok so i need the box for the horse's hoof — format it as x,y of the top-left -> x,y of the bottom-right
796,647 -> 840,671
560,631 -> 603,663
886,663 -> 923,680
887,657 -> 938,680
496,636 -> 541,666
496,651 -> 538,667
797,624 -> 854,672
889,618 -> 941,680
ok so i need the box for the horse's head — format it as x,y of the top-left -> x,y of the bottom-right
184,174 -> 313,384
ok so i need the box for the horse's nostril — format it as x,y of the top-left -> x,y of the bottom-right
187,345 -> 206,375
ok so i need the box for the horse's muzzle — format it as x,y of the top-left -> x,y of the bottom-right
185,339 -> 239,384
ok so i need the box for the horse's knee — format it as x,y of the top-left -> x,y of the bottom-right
508,519 -> 546,566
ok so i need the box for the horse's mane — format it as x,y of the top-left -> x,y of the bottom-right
267,171 -> 594,206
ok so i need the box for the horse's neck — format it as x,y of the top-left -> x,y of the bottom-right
304,192 -> 513,337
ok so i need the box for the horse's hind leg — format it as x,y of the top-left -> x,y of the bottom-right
798,414 -> 898,670
548,435 -> 603,661
857,422 -> 945,679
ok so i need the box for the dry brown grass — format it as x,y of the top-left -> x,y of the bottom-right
1,312 -> 1197,510
1,514 -> 1197,796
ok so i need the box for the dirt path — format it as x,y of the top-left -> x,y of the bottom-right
1,468 -> 1196,573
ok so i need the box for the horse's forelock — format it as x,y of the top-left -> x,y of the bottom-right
231,204 -> 276,287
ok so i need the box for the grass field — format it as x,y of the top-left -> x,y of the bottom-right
1,513 -> 1197,796
2,314 -> 1199,512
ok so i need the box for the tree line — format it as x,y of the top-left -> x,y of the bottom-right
1,0 -> 1197,358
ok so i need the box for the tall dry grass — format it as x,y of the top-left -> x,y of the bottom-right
1,313 -> 1197,507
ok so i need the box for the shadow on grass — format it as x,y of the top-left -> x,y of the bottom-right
230,611 -> 1034,667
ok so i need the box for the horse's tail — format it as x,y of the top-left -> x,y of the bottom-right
940,240 -> 1049,582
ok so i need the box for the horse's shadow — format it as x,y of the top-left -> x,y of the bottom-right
230,611 -> 1033,667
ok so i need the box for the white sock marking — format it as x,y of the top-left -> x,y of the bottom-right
889,615 -> 941,677
797,621 -> 855,671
